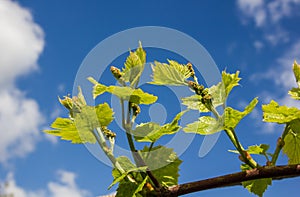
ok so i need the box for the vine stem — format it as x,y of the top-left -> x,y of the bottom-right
92,127 -> 124,174
165,164 -> 300,196
225,128 -> 257,169
209,102 -> 258,169
271,124 -> 290,166
123,101 -> 161,189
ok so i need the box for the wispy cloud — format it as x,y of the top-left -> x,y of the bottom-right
3,170 -> 91,197
251,40 -> 300,92
0,0 -> 45,163
236,0 -> 300,46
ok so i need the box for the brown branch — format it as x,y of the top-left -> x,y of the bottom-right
163,164 -> 300,196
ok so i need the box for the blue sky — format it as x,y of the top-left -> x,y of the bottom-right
0,0 -> 300,196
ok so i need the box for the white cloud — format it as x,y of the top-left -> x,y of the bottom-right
268,0 -> 300,22
250,40 -> 300,91
0,0 -> 45,163
236,0 -> 300,45
2,170 -> 91,197
0,0 -> 44,88
0,89 -> 44,163
237,0 -> 266,27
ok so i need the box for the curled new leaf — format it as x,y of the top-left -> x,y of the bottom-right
222,70 -> 241,97
121,42 -> 146,87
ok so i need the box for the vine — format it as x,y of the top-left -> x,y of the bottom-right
45,42 -> 300,197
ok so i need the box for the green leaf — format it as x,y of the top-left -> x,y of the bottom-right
87,78 -> 157,105
293,60 -> 300,87
95,103 -> 114,126
183,116 -> 223,135
132,111 -> 187,142
132,122 -> 161,142
45,103 -> 114,144
229,144 -> 269,155
181,86 -> 225,112
222,70 -> 241,97
289,87 -> 300,100
182,71 -> 240,113
122,65 -> 144,87
110,156 -> 147,190
262,100 -> 300,123
242,178 -> 272,197
44,117 -> 96,144
121,43 -> 146,87
140,145 -> 182,187
224,97 -> 258,129
283,119 -> 300,164
113,156 -> 148,197
123,42 -> 146,74
150,60 -> 191,86
107,86 -> 157,105
181,94 -> 209,112
209,82 -> 226,106
116,177 -> 147,197
183,98 -> 258,135
87,77 -> 108,99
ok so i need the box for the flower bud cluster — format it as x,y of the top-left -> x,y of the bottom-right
101,126 -> 116,138
131,103 -> 141,117
187,62 -> 195,77
110,66 -> 123,79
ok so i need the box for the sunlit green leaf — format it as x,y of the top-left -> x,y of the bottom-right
222,70 -> 241,97
132,111 -> 187,142
95,103 -> 114,126
150,60 -> 191,86
209,82 -> 226,106
87,77 -> 107,99
132,122 -> 161,142
293,60 -> 300,87
123,42 -> 146,74
44,117 -> 96,144
181,83 -> 225,112
140,146 -> 182,187
224,97 -> 258,129
107,86 -> 157,105
183,116 -> 223,135
289,87 -> 300,100
283,119 -> 300,164
121,43 -> 146,87
110,156 -> 147,190
181,94 -> 209,112
262,100 -> 300,123
88,78 -> 157,105
113,156 -> 148,197
242,178 -> 272,197
44,103 -> 114,144
229,144 -> 269,155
